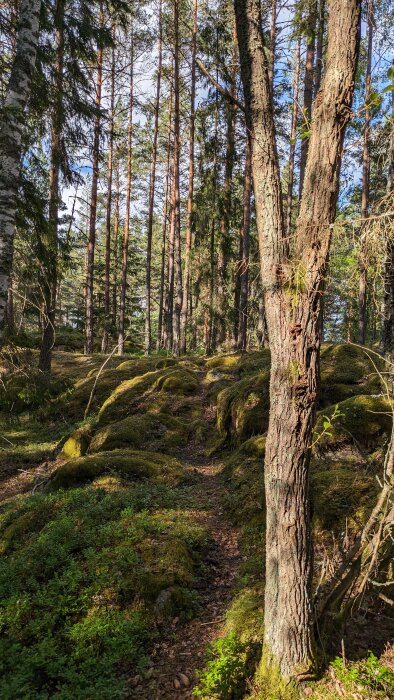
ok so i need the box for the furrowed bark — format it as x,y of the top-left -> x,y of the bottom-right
237,133 -> 252,351
234,0 -> 360,678
0,0 -> 41,344
298,0 -> 317,200
145,1 -> 163,354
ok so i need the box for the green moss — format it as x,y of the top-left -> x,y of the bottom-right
311,458 -> 378,532
320,344 -> 383,406
89,413 -> 190,453
50,449 -> 188,490
154,367 -> 199,395
217,372 -> 270,444
60,425 -> 92,459
206,354 -> 241,371
314,394 -> 392,450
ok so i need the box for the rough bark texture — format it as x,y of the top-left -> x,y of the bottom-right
84,41 -> 103,354
145,3 -> 162,354
38,0 -> 64,373
180,0 -> 197,355
234,0 -> 360,678
102,40 -> 116,354
358,0 -> 373,345
314,0 -> 325,96
118,44 -> 133,356
0,0 -> 41,344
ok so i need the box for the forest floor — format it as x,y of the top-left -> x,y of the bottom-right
0,344 -> 393,699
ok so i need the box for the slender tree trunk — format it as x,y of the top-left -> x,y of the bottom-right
235,0 -> 360,677
84,38 -> 103,354
286,37 -> 301,238
172,0 -> 182,355
102,40 -> 116,353
112,163 -> 120,327
382,73 -> 394,355
298,0 -> 317,200
5,276 -> 15,336
214,30 -> 237,350
0,0 -> 41,344
157,85 -> 173,350
39,0 -> 64,374
314,0 -> 326,96
207,63 -> 219,354
180,0 -> 197,354
358,0 -> 373,345
237,134 -> 252,351
268,0 -> 277,87
118,42 -> 134,356
145,2 -> 163,354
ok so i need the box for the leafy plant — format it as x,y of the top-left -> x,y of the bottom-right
194,632 -> 250,699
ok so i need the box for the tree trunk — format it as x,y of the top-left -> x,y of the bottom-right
381,72 -> 394,355
314,0 -> 326,96
237,133 -> 252,351
102,39 -> 116,353
234,0 -> 361,678
268,0 -> 277,87
180,0 -> 197,354
358,0 -> 373,345
39,0 -> 64,374
172,0 -> 182,355
214,30 -> 237,350
0,0 -> 41,344
112,162 -> 120,327
298,0 -> 317,200
286,37 -> 301,238
145,2 -> 163,354
118,42 -> 134,356
84,38 -> 103,354
157,85 -> 173,350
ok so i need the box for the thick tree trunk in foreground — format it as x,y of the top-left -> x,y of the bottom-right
180,0 -> 197,354
84,41 -> 103,354
39,0 -> 64,374
0,0 -> 41,344
358,0 -> 373,345
145,3 -> 163,354
102,41 -> 116,353
118,45 -> 134,356
235,0 -> 360,678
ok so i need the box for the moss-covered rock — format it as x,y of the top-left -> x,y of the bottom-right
216,372 -> 270,444
60,425 -> 92,459
89,413 -> 191,453
50,449 -> 188,490
314,394 -> 392,451
98,367 -> 199,423
320,344 -> 383,406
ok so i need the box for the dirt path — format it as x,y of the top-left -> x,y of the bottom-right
129,455 -> 241,700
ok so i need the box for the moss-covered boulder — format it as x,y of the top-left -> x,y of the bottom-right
314,394 -> 392,451
60,425 -> 92,459
50,449 -> 188,490
98,367 -> 198,423
89,413 -> 191,453
216,372 -> 270,444
320,343 -> 383,406
311,458 -> 378,533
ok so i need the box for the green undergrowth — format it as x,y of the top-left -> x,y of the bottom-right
0,476 -> 209,698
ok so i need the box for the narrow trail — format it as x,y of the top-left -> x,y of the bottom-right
130,454 -> 241,700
